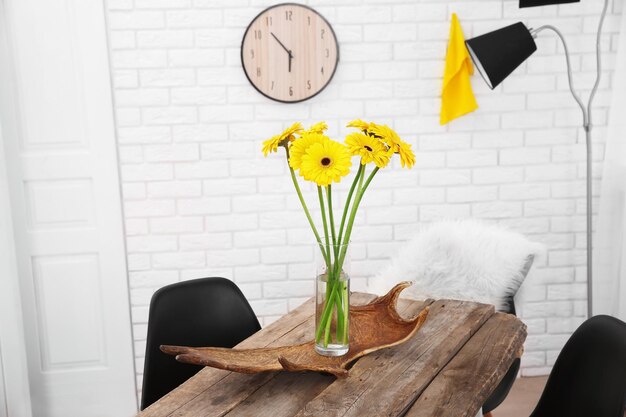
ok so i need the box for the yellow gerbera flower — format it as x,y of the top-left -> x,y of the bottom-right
345,132 -> 391,168
300,139 -> 352,186
280,122 -> 304,141
262,135 -> 282,157
303,121 -> 328,135
346,119 -> 371,133
395,143 -> 416,169
261,122 -> 304,157
289,133 -> 327,170
368,123 -> 415,169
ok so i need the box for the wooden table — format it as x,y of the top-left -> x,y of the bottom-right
138,293 -> 527,417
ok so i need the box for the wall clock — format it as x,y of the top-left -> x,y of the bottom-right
241,3 -> 339,103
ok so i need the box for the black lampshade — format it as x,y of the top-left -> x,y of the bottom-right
465,22 -> 537,89
520,0 -> 579,8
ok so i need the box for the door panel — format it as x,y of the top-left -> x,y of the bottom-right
0,0 -> 137,415
32,255 -> 105,370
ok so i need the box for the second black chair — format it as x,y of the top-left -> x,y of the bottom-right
140,277 -> 261,410
529,314 -> 626,417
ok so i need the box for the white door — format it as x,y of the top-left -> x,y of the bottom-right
0,0 -> 137,416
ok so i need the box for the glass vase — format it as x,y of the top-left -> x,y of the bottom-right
315,242 -> 350,356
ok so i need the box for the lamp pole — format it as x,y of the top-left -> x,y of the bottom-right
530,0 -> 609,318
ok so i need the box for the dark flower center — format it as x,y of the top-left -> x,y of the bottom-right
321,157 -> 331,166
364,145 -> 373,152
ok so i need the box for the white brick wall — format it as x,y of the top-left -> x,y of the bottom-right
104,0 -> 622,391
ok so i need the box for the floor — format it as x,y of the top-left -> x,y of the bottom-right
495,376 -> 626,417
495,376 -> 547,417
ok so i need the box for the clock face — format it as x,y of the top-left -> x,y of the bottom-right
241,3 -> 339,103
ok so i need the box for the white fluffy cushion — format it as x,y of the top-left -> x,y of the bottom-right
368,219 -> 544,311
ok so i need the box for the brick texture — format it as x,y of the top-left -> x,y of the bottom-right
104,0 -> 622,392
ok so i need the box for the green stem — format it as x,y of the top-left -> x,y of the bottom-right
358,163 -> 366,191
316,167 -> 379,347
326,186 -> 338,261
316,283 -> 338,342
335,280 -> 345,341
337,167 -> 379,268
317,277 -> 348,345
337,164 -> 364,247
316,275 -> 350,345
341,281 -> 349,343
323,304 -> 333,347
317,186 -> 331,270
284,146 -> 328,264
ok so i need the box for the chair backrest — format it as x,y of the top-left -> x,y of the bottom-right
530,315 -> 626,417
140,277 -> 261,410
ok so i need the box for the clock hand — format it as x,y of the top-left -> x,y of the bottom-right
271,32 -> 295,73
271,32 -> 293,57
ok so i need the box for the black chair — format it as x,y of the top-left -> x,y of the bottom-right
140,277 -> 261,410
529,315 -> 626,417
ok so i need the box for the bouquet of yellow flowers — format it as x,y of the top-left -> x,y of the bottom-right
262,120 -> 415,356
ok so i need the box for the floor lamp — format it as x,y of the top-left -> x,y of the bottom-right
464,0 -> 610,318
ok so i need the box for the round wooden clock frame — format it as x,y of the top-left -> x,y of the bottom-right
240,3 -> 339,103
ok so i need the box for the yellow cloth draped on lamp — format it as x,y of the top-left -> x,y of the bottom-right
440,13 -> 478,125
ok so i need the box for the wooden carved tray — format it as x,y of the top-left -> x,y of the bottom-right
161,282 -> 429,378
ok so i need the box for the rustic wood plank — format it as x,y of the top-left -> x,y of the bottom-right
405,313 -> 527,417
225,298 -> 433,417
295,300 -> 495,417
165,293 -> 381,417
224,365 -> 333,417
397,298 -> 433,320
138,293 -> 376,417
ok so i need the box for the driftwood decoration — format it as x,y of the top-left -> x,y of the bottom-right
161,282 -> 429,378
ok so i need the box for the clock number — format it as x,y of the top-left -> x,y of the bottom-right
307,80 -> 311,90
321,29 -> 325,39
271,81 -> 274,90
250,49 -> 254,59
265,16 -> 272,26
289,86 -> 294,97
325,48 -> 329,58
285,10 -> 293,21
307,16 -> 311,26
254,30 -> 262,40
256,67 -> 261,77
321,66 -> 324,75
